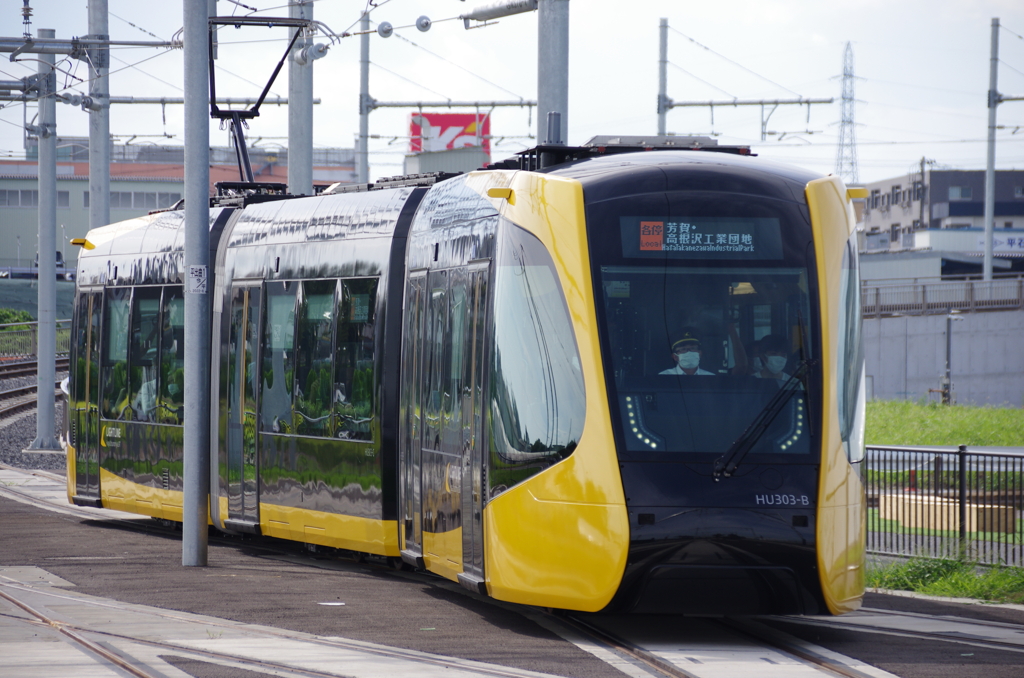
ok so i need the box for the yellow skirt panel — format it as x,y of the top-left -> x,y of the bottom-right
259,503 -> 400,557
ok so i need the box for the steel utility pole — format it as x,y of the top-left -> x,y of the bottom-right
657,18 -> 668,136
537,0 -> 569,144
87,0 -> 110,232
983,18 -> 999,282
288,0 -> 313,195
182,0 -> 211,567
25,28 -> 60,455
982,18 -> 1024,280
358,12 -> 370,184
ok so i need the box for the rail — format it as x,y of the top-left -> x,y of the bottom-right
0,320 -> 72,360
861,277 -> 1024,317
865,445 -> 1024,566
0,381 -> 63,419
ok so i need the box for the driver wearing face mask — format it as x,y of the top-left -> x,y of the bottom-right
753,334 -> 792,382
660,331 -> 714,375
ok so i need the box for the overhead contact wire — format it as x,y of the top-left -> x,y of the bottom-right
669,26 -> 802,97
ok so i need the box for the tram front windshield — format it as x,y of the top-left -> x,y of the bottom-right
588,192 -> 820,463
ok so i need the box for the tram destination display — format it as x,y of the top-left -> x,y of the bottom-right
620,216 -> 783,260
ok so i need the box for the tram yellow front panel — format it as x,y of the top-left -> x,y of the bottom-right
806,176 -> 866,615
479,171 -> 630,611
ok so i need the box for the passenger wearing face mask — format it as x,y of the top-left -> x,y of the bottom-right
659,331 -> 714,375
753,334 -> 793,382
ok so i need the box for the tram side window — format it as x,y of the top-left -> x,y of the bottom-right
294,280 -> 336,437
836,238 -> 865,462
488,221 -> 585,496
100,288 -> 131,419
72,295 -> 90,407
334,278 -> 378,441
446,270 -> 468,447
261,281 -> 296,434
159,287 -> 185,424
128,288 -> 162,422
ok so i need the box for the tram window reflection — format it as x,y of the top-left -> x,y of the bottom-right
261,281 -> 296,434
334,278 -> 377,441
100,287 -> 131,420
158,287 -> 184,424
295,280 -> 335,437
128,287 -> 161,422
489,222 -> 585,495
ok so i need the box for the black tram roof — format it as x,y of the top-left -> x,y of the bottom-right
537,143 -> 824,205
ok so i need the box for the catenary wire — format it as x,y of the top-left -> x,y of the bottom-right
667,62 -> 737,99
109,12 -> 166,41
1001,24 -> 1024,42
389,30 -> 529,102
1000,60 -> 1024,81
370,61 -> 452,102
668,26 -> 802,98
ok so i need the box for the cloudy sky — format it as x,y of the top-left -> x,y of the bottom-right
1,0 -> 1023,183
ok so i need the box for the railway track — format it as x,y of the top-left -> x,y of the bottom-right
0,357 -> 69,420
0,381 -> 63,420
0,356 -> 69,380
558,612 -> 890,678
767,608 -> 1024,655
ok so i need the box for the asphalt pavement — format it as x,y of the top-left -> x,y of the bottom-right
2,467 -> 1023,678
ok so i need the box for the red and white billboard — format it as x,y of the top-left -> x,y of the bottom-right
410,113 -> 490,154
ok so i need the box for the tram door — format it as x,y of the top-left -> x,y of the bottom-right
400,272 -> 427,562
421,269 -> 460,569
458,263 -> 489,588
224,285 -> 261,529
401,264 -> 489,586
72,291 -> 102,502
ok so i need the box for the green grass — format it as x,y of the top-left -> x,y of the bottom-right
867,557 -> 1024,605
866,400 -> 1024,447
865,401 -> 1024,601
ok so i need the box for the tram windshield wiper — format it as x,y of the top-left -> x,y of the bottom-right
713,359 -> 815,480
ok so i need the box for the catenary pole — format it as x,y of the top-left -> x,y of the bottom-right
288,0 -> 313,195
87,0 -> 110,232
26,28 -> 60,454
983,17 -> 999,282
537,0 -> 569,144
658,18 -> 668,136
182,0 -> 211,567
358,12 -> 370,184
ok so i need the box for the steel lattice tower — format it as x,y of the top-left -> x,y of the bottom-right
835,42 -> 859,183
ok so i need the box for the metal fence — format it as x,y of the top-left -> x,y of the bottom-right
0,320 -> 72,359
865,445 -> 1024,566
862,277 -> 1024,317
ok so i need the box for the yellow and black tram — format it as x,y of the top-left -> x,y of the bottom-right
66,137 -> 866,615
